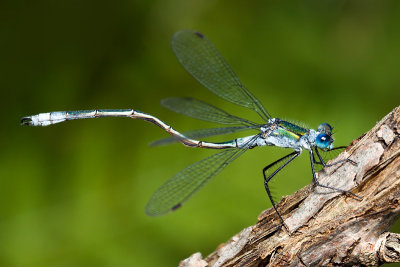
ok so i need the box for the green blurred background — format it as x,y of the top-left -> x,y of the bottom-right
2,0 -> 400,266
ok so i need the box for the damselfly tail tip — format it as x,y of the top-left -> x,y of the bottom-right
21,117 -> 33,126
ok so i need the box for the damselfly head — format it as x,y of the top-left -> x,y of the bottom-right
316,123 -> 334,150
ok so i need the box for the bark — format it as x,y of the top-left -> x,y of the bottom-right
180,106 -> 400,267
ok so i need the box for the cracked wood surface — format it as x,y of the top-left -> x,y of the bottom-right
180,106 -> 400,267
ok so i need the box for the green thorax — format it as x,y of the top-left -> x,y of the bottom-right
276,120 -> 308,140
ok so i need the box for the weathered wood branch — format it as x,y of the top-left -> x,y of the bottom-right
180,106 -> 400,267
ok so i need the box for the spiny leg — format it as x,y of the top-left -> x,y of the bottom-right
308,149 -> 361,199
312,147 -> 323,165
263,151 -> 300,230
314,147 -> 357,167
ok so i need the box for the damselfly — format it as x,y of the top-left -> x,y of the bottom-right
21,30 -> 359,227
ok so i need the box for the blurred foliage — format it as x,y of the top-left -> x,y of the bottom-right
1,0 -> 400,266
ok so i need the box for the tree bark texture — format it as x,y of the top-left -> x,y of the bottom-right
180,106 -> 400,267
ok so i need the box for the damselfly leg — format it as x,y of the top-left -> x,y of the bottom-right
309,149 -> 361,199
262,151 -> 300,230
314,147 -> 357,167
262,146 -> 360,230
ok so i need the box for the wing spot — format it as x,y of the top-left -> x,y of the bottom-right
171,203 -> 182,211
195,32 -> 204,38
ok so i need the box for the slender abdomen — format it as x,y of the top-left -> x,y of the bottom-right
21,109 -> 244,149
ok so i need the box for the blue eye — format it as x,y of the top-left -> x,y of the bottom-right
316,133 -> 332,149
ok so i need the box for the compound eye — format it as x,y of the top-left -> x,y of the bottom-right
317,123 -> 333,135
316,133 -> 332,149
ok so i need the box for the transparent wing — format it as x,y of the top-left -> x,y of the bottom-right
150,125 -> 260,146
171,30 -> 270,121
145,136 -> 258,216
161,97 -> 257,125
